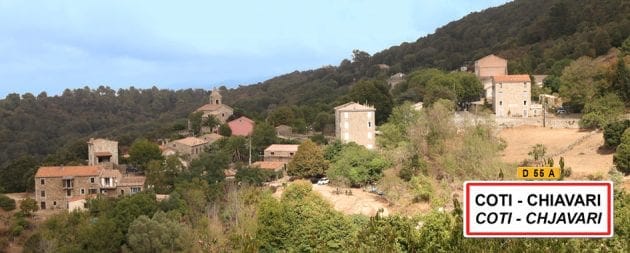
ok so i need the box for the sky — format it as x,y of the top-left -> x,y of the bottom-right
0,0 -> 510,97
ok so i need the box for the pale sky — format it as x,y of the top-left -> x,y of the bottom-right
0,0 -> 510,97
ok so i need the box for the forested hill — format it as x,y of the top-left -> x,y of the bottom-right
0,0 -> 629,190
222,0 -> 630,116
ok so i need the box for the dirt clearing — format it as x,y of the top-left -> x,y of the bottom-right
498,125 -> 614,179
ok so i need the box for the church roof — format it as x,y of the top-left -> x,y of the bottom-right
196,103 -> 233,112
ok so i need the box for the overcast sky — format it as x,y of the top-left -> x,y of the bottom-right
0,0 -> 509,97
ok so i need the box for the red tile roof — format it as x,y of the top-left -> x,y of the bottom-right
196,103 -> 233,112
228,116 -> 255,136
174,137 -> 208,146
35,166 -> 101,178
119,176 -> 146,187
492,75 -> 531,83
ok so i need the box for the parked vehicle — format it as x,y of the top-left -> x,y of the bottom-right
316,177 -> 329,185
556,108 -> 567,114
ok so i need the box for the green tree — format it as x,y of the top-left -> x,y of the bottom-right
344,79 -> 393,124
610,56 -> 630,103
604,120 -> 630,148
0,194 -> 16,211
257,181 -> 356,252
127,211 -> 193,253
267,106 -> 295,126
287,140 -> 328,178
145,156 -> 183,194
204,115 -> 220,131
559,57 -> 606,112
128,138 -> 163,171
189,151 -> 229,184
251,121 -> 277,151
236,166 -> 274,186
188,111 -> 204,136
327,143 -> 391,186
20,197 -> 38,216
219,123 -> 232,137
580,93 -> 624,129
0,155 -> 38,193
614,129 -> 630,174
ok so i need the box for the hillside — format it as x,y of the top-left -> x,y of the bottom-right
1,0 -> 629,191
222,0 -> 630,116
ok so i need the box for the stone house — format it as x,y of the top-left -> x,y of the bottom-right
492,75 -> 532,117
87,138 -> 118,167
228,116 -> 255,137
34,165 -> 145,210
195,88 -> 234,124
264,144 -> 299,163
165,137 -> 209,160
334,102 -> 376,149
475,54 -> 508,102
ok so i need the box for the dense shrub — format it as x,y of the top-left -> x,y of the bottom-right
0,194 -> 16,211
604,120 -> 630,148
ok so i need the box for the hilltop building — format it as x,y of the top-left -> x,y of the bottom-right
492,75 -> 533,117
34,165 -> 145,210
87,138 -> 118,167
195,88 -> 233,124
334,102 -> 376,149
475,54 -> 508,102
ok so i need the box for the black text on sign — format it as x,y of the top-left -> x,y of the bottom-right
463,181 -> 613,238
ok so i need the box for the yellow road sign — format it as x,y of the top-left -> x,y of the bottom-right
517,167 -> 561,179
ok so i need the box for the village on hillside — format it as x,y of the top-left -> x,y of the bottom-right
11,52 -> 625,219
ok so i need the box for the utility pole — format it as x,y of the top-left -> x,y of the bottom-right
248,137 -> 252,166
543,98 -> 547,128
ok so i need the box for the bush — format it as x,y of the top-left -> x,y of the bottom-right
410,176 -> 433,203
614,129 -> 630,174
604,120 -> 630,148
580,93 -> 624,129
327,143 -> 391,187
0,194 -> 16,211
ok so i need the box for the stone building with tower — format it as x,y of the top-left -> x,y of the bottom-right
195,88 -> 234,123
474,54 -> 508,102
334,102 -> 376,150
87,138 -> 118,167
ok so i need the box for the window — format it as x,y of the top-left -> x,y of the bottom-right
62,179 -> 73,188
270,152 -> 275,155
499,83 -> 503,88
104,178 -> 111,185
289,152 -> 294,156
368,122 -> 372,128
524,101 -> 527,105
80,189 -> 85,195
89,188 -> 97,194
40,191 -> 45,197
344,121 -> 349,129
131,187 -> 141,193
90,177 -> 95,183
499,101 -> 503,106
344,112 -> 348,119
66,189 -> 72,197
53,201 -> 56,206
121,189 -> 125,195
40,202 -> 46,210
523,82 -> 527,88
40,179 -> 45,185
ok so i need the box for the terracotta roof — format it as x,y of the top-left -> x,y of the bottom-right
68,195 -> 88,202
265,144 -> 299,152
94,152 -> 112,157
35,166 -> 101,178
476,54 -> 507,64
119,176 -> 146,187
174,137 -> 208,146
252,161 -> 285,171
196,103 -> 233,112
334,102 -> 375,111
228,116 -> 255,136
492,75 -> 531,83
200,133 -> 222,143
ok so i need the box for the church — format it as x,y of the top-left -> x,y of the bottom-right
195,88 -> 233,123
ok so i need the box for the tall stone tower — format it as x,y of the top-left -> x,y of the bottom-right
210,88 -> 222,105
